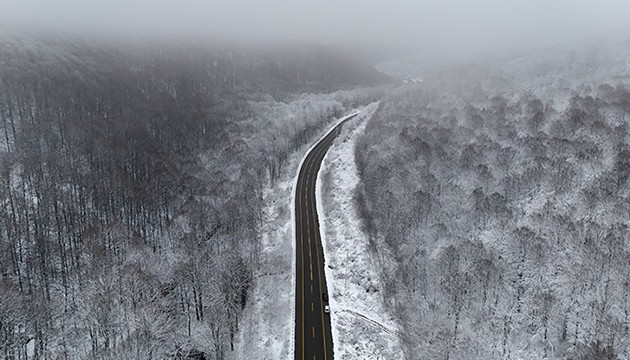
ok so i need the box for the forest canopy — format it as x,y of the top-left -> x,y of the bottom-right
355,43 -> 630,359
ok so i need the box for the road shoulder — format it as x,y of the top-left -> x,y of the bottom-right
317,102 -> 405,359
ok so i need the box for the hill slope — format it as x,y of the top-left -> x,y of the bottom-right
0,32 -> 387,359
357,41 -> 630,359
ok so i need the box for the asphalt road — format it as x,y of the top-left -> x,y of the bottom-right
294,115 -> 357,360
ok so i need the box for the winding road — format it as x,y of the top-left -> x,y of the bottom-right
294,114 -> 357,360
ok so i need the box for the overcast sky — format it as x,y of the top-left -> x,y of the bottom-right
2,0 -> 630,60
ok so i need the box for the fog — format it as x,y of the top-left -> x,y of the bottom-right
2,0 -> 630,61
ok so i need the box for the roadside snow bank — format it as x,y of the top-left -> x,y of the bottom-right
317,102 -> 405,359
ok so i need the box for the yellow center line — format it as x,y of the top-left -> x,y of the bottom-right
309,141 -> 331,360
295,120 -> 348,359
302,149 -> 320,358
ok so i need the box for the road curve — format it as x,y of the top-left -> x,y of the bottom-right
294,114 -> 357,360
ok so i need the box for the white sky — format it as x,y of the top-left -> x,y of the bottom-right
1,0 -> 629,59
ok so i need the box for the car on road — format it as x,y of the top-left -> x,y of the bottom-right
324,305 -> 330,314
322,293 -> 328,302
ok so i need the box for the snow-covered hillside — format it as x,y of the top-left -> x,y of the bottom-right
357,41 -> 630,359
0,31 -> 387,359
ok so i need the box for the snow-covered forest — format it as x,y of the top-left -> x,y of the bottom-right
4,0 -> 630,358
356,42 -> 630,359
0,33 -> 385,359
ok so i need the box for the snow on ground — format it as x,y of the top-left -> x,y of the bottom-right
317,102 -> 405,360
231,110 -> 362,360
231,172 -> 294,360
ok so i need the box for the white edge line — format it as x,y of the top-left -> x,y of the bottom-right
290,110 -> 360,357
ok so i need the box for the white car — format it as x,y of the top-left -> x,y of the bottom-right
324,305 -> 330,314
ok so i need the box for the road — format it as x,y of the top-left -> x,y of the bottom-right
294,114 -> 357,360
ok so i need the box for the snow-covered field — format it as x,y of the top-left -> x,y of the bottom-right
317,102 -> 405,360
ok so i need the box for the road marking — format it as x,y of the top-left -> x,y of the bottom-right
294,118 -> 354,360
302,129 -> 339,360
298,171 -> 305,360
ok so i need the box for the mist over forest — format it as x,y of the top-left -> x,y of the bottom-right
1,1 -> 630,359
